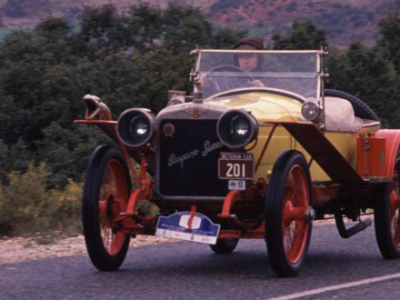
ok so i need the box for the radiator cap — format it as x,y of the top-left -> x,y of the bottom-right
193,92 -> 203,103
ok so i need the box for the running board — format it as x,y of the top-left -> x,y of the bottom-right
334,213 -> 372,239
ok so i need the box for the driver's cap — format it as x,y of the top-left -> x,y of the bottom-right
233,37 -> 264,50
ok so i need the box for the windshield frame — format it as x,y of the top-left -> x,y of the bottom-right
191,49 -> 327,127
193,49 -> 323,99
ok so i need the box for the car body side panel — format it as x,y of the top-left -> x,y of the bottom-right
251,128 -> 363,183
266,121 -> 363,183
374,129 -> 400,178
252,125 -> 384,183
252,125 -> 295,181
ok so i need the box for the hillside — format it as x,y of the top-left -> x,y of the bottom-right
0,0 -> 399,47
208,0 -> 394,46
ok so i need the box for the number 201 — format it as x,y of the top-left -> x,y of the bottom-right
226,163 -> 245,178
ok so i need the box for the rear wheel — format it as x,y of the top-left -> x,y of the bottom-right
375,156 -> 400,259
82,145 -> 131,271
265,151 -> 313,277
210,239 -> 239,254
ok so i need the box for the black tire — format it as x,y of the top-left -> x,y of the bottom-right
325,89 -> 379,121
82,145 -> 132,271
265,150 -> 313,277
374,154 -> 400,259
210,239 -> 239,254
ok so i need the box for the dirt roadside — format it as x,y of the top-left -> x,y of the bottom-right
0,235 -> 174,265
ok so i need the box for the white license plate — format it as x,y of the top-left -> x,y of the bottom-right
156,212 -> 220,245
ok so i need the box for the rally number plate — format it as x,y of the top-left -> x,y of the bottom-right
156,212 -> 220,245
218,152 -> 254,180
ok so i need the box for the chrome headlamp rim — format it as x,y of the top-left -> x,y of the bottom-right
217,109 -> 258,150
117,108 -> 155,148
301,101 -> 321,121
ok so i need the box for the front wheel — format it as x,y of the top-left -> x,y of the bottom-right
374,157 -> 400,259
265,151 -> 313,277
210,239 -> 239,254
82,145 -> 132,271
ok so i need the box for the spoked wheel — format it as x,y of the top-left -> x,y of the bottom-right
375,156 -> 400,259
210,239 -> 239,254
265,151 -> 313,277
82,145 -> 132,271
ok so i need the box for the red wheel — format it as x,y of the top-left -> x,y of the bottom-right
375,157 -> 400,259
83,145 -> 131,271
98,159 -> 129,256
266,151 -> 313,277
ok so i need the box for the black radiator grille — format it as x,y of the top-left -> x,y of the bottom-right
158,119 -> 229,198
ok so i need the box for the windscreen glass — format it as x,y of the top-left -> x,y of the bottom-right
196,51 -> 320,99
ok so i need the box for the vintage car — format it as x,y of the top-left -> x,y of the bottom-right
75,49 -> 400,277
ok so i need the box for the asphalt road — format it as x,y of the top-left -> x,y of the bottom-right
1,224 -> 400,300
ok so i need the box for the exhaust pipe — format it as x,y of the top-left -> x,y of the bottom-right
335,212 -> 372,239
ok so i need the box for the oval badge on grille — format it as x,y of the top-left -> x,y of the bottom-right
163,122 -> 175,138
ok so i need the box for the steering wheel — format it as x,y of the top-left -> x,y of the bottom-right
207,65 -> 255,92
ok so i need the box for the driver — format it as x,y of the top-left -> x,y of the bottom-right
233,37 -> 264,87
198,37 -> 265,91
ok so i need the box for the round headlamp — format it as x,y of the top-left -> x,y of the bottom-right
117,108 -> 155,148
301,101 -> 321,121
217,109 -> 258,149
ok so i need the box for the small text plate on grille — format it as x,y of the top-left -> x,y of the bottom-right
218,152 -> 254,180
228,180 -> 246,191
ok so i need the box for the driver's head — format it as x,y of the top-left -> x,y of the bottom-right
233,37 -> 264,72
237,52 -> 259,72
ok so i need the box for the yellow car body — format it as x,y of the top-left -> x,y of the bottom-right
207,90 -> 380,182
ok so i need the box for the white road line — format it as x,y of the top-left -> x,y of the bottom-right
264,272 -> 400,300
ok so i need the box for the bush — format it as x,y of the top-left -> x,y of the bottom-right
0,162 -> 82,237
54,178 -> 83,234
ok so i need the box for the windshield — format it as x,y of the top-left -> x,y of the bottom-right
195,50 -> 321,99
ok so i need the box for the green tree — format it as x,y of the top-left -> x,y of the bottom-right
126,4 -> 164,51
0,140 -> 9,183
79,4 -> 129,54
160,4 -> 214,53
0,3 -> 243,187
327,42 -> 400,128
273,20 -> 327,50
377,12 -> 400,72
